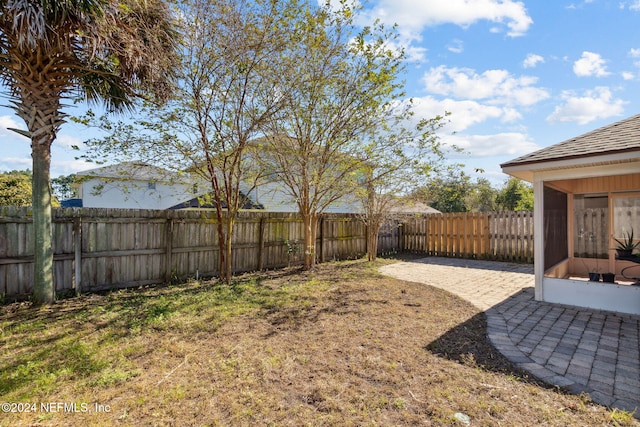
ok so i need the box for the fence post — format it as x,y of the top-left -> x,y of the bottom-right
165,214 -> 173,282
73,215 -> 82,295
319,215 -> 325,264
365,221 -> 369,258
258,216 -> 265,271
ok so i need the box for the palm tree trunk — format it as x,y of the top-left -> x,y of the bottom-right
13,83 -> 64,304
31,123 -> 55,305
31,141 -> 55,303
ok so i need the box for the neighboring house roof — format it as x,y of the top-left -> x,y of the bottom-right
388,201 -> 440,215
77,161 -> 175,182
502,114 -> 640,181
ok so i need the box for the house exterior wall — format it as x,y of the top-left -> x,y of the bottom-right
531,162 -> 640,315
533,179 -> 545,300
79,178 -> 197,210
543,277 -> 640,315
248,181 -> 362,214
552,173 -> 640,194
79,177 -> 363,213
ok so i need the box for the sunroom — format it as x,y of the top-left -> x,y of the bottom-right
502,114 -> 640,316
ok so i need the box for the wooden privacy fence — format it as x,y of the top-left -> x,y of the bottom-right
0,208 -> 532,300
401,211 -> 534,262
0,208 -> 391,300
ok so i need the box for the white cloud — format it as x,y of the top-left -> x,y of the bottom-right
627,49 -> 640,69
404,44 -> 428,63
0,116 -> 86,150
410,96 -> 520,132
441,132 -> 540,157
50,159 -> 96,177
620,0 -> 640,11
447,39 -> 464,54
546,87 -> 626,125
0,115 -> 27,139
422,66 -> 550,107
366,0 -> 533,38
522,53 -> 544,68
53,133 -> 84,150
622,71 -> 635,80
367,37 -> 427,63
323,0 -> 362,12
361,0 -> 532,65
0,157 -> 31,172
573,51 -> 611,77
566,0 -> 595,10
0,115 -> 20,129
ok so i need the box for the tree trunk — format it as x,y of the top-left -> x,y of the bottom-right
16,86 -> 63,305
366,182 -> 377,262
207,170 -> 229,283
224,216 -> 234,283
302,213 -> 318,270
213,206 -> 227,282
31,135 -> 55,304
367,222 -> 380,262
367,212 -> 384,262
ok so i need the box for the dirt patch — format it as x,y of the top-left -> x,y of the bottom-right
1,258 -> 637,426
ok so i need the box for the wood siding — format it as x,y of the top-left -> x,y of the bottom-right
552,173 -> 640,194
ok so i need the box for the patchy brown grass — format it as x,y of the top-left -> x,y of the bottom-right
0,258 -> 637,426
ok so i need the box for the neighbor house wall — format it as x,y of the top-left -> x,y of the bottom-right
248,181 -> 362,213
79,178 -> 198,210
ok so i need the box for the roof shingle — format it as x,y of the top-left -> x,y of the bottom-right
501,114 -> 640,168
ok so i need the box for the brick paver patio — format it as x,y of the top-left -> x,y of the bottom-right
379,257 -> 640,415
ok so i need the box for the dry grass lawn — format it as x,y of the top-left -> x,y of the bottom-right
1,257 -> 638,426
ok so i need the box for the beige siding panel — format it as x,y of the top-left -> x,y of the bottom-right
554,173 -> 640,194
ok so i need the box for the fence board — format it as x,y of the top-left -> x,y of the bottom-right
574,208 -> 608,258
401,211 -> 531,262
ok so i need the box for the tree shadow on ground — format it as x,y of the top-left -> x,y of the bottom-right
424,310 -> 549,389
410,256 -> 534,274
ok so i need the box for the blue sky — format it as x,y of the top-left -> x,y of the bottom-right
2,0 -> 640,186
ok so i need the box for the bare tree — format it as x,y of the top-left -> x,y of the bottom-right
357,108 -> 452,261
83,0 -> 296,282
261,2 -> 406,269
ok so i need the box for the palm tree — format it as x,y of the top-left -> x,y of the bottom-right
0,0 -> 177,304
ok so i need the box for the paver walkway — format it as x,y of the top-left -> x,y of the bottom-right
379,257 -> 640,416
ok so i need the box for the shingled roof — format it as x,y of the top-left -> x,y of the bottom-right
501,114 -> 640,168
